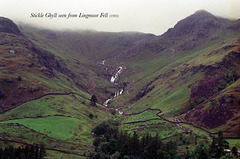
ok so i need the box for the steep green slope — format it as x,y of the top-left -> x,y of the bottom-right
19,25 -> 155,102
0,17 -> 90,112
114,11 -> 240,138
0,17 -> 110,158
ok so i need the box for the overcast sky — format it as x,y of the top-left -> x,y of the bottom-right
0,0 -> 240,35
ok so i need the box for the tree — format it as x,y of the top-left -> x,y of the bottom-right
117,131 -> 130,155
93,137 -> 107,147
0,145 -> 47,159
157,149 -> 170,159
92,122 -> 109,136
169,149 -> 177,159
0,89 -> 5,99
231,146 -> 238,157
198,144 -> 209,159
24,145 -> 29,158
210,131 -> 229,158
93,152 -> 104,159
128,132 -> 139,155
0,148 -> 3,159
8,145 -> 15,159
40,144 -> 46,159
91,95 -> 98,106
35,144 -> 39,159
146,134 -> 160,158
184,146 -> 191,159
107,138 -> 118,154
111,151 -> 121,159
89,113 -> 94,119
17,76 -> 22,81
99,142 -> 109,154
4,146 -> 10,158
123,155 -> 130,159
15,147 -> 22,159
29,145 -> 35,159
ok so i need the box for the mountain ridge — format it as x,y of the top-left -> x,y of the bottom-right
162,10 -> 230,38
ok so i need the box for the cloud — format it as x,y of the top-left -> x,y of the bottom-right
228,0 -> 240,19
0,0 -> 239,35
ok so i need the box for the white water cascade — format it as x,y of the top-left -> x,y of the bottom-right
100,60 -> 124,115
110,67 -> 123,83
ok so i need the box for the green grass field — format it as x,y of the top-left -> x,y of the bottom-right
226,139 -> 240,149
0,94 -> 106,121
0,93 -> 109,157
125,109 -> 160,123
2,116 -> 80,140
121,119 -> 185,139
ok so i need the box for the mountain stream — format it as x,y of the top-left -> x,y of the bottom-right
100,60 -> 124,115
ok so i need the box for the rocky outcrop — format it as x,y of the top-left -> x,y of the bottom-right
163,10 -> 230,38
121,10 -> 232,56
0,17 -> 21,35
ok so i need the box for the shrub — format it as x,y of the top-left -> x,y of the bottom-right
89,113 -> 94,119
17,76 -> 22,81
0,89 -> 5,99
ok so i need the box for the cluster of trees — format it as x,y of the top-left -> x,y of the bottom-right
0,144 -> 46,159
91,120 -> 178,159
90,119 -> 239,159
184,131 -> 239,159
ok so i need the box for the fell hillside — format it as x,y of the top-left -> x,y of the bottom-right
20,25 -> 155,64
112,10 -> 240,137
19,25 -> 155,102
0,17 -> 89,112
0,17 -> 110,158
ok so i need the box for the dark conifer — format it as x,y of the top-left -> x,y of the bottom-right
40,145 -> 46,159
90,95 -> 98,106
128,131 -> 139,155
0,148 -> 3,159
35,144 -> 39,159
24,145 -> 29,159
232,147 -> 238,157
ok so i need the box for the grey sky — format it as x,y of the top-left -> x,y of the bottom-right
0,0 -> 240,35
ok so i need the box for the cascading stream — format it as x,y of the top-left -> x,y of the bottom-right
100,60 -> 124,115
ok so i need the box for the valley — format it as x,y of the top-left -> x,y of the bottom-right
0,10 -> 240,158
